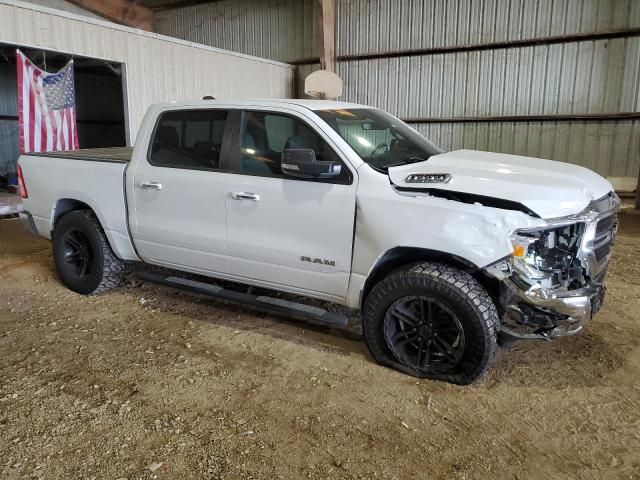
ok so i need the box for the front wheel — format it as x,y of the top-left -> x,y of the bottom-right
362,262 -> 499,384
52,210 -> 126,295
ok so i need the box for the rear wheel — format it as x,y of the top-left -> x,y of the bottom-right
362,262 -> 499,384
52,210 -> 126,295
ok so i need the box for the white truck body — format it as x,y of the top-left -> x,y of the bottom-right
18,99 -> 619,383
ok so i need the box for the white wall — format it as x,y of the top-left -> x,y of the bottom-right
0,0 -> 295,145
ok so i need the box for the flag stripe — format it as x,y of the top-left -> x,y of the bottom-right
71,108 -> 78,149
62,110 -> 69,150
32,68 -> 43,152
45,110 -> 53,151
55,110 -> 61,150
21,56 -> 30,153
69,109 -> 75,149
29,63 -> 37,152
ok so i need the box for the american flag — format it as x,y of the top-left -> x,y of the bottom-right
16,49 -> 79,154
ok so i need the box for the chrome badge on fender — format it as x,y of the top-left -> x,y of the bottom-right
405,173 -> 451,184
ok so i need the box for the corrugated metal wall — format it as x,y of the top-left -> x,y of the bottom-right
337,0 -> 639,53
339,38 -> 639,118
155,0 -> 318,63
155,0 -> 639,186
0,0 -> 294,173
334,0 -> 640,184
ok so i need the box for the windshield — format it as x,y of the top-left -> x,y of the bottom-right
316,108 -> 444,171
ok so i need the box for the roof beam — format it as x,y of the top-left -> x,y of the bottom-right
66,0 -> 155,31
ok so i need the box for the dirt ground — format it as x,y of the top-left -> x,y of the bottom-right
1,214 -> 639,480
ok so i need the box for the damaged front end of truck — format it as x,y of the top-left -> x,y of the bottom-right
486,192 -> 620,342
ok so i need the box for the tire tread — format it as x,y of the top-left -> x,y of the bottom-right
362,262 -> 499,384
53,210 -> 126,295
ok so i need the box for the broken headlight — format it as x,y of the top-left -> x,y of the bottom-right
510,223 -> 585,288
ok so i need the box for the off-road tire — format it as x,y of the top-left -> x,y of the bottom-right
52,210 -> 126,295
362,262 -> 499,384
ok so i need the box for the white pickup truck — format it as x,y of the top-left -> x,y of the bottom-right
17,99 -> 619,384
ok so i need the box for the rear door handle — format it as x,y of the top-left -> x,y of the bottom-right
139,181 -> 163,190
230,191 -> 260,202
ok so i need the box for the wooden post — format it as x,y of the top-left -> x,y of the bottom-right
318,0 -> 336,73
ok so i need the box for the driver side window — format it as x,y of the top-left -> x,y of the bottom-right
237,111 -> 352,184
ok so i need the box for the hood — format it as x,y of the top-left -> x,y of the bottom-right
388,149 -> 613,219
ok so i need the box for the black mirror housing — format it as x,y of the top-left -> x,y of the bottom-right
281,149 -> 342,179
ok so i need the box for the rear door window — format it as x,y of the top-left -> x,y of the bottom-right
149,109 -> 229,170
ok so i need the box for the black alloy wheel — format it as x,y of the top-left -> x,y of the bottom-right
52,210 -> 127,295
61,228 -> 94,278
384,295 -> 465,373
362,262 -> 499,384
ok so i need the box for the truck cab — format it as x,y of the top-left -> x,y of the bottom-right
128,101 -> 360,303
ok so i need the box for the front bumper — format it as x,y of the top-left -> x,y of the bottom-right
500,275 -> 605,338
492,192 -> 617,340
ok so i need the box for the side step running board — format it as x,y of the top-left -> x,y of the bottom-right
136,271 -> 350,328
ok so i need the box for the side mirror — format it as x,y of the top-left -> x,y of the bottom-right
281,149 -> 342,179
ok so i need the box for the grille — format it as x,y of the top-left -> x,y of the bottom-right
589,212 -> 618,273
594,243 -> 611,262
596,214 -> 616,236
577,193 -> 620,282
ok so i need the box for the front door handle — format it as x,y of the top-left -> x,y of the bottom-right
230,191 -> 260,202
139,181 -> 163,190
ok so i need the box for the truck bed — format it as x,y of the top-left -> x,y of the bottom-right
18,147 -> 138,261
29,147 -> 133,163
